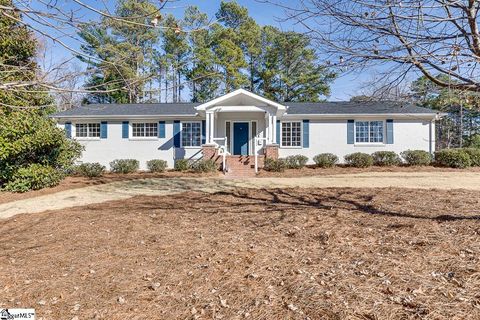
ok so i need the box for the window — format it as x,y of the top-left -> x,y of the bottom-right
75,123 -> 100,138
355,121 -> 384,143
281,121 -> 302,147
132,123 -> 157,138
182,122 -> 202,147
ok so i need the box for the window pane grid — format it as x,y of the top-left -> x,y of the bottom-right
75,123 -> 99,138
182,122 -> 201,147
132,123 -> 157,137
281,122 -> 301,147
355,121 -> 384,143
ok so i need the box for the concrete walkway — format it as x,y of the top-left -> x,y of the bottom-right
1,171 -> 480,219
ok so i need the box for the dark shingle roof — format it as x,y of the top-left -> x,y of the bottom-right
52,101 -> 437,118
53,103 -> 200,117
286,101 -> 437,114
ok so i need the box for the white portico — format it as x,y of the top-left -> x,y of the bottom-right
195,89 -> 287,155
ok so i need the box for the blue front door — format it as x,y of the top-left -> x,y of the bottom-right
233,122 -> 249,155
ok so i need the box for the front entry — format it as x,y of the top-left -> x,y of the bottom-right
233,122 -> 249,155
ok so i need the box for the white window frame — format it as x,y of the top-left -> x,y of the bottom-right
130,121 -> 159,140
181,121 -> 202,148
280,121 -> 302,148
74,122 -> 101,140
354,120 -> 385,145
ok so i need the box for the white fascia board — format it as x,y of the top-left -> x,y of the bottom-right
280,113 -> 440,120
52,114 -> 200,121
195,88 -> 287,111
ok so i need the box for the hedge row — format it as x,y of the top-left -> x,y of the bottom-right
264,148 -> 480,172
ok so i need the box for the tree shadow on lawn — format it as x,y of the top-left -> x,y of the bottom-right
215,188 -> 480,222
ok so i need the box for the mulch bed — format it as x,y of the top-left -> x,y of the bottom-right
257,165 -> 480,177
1,188 -> 479,319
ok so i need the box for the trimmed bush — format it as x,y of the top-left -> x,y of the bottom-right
191,159 -> 217,173
344,152 -> 374,168
285,155 -> 309,169
174,159 -> 190,171
4,164 -> 63,193
372,151 -> 401,166
400,150 -> 433,166
463,148 -> 480,166
110,159 -> 139,173
75,163 -> 106,177
313,153 -> 338,168
434,149 -> 471,168
147,159 -> 168,173
264,158 -> 287,172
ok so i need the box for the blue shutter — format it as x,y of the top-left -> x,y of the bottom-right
202,120 -> 206,144
158,121 -> 166,138
386,119 -> 394,144
65,122 -> 72,138
302,120 -> 309,148
173,120 -> 181,147
347,120 -> 355,144
276,120 -> 280,145
122,121 -> 129,139
100,121 -> 108,139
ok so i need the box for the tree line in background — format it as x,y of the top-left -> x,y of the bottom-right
78,0 -> 336,104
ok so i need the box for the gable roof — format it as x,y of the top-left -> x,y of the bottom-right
195,89 -> 287,111
51,100 -> 438,119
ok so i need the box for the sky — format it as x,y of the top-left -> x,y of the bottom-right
35,0 -> 370,101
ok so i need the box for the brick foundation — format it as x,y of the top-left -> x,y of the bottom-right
202,144 -> 223,170
264,144 -> 279,159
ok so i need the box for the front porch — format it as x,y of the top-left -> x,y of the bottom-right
195,89 -> 286,174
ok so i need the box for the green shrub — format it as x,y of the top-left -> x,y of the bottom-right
109,159 -> 139,173
434,149 -> 471,168
313,153 -> 339,168
462,148 -> 480,166
75,163 -> 106,177
264,158 -> 287,172
371,151 -> 401,166
466,134 -> 480,149
4,164 -> 63,193
285,155 -> 309,169
174,159 -> 190,171
191,159 -> 217,173
0,111 -> 82,191
147,159 -> 168,173
400,150 -> 433,166
344,152 -> 374,168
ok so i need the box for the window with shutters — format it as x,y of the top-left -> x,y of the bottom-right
181,122 -> 202,147
75,123 -> 100,138
132,123 -> 158,138
355,120 -> 384,143
281,121 -> 302,147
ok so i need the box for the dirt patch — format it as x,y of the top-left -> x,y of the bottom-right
1,188 -> 479,319
258,165 -> 480,178
0,171 -> 219,205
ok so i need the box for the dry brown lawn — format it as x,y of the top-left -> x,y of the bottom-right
1,188 -> 479,319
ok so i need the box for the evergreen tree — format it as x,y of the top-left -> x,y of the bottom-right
79,0 -> 159,104
0,0 -> 82,192
184,6 -> 219,102
161,15 -> 189,102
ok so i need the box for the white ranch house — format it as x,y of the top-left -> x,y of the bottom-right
52,89 -> 440,172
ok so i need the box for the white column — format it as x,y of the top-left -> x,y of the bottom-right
265,113 -> 270,143
211,112 -> 215,143
272,114 -> 277,144
205,112 -> 211,144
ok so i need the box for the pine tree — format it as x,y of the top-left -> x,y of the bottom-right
79,0 -> 159,104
